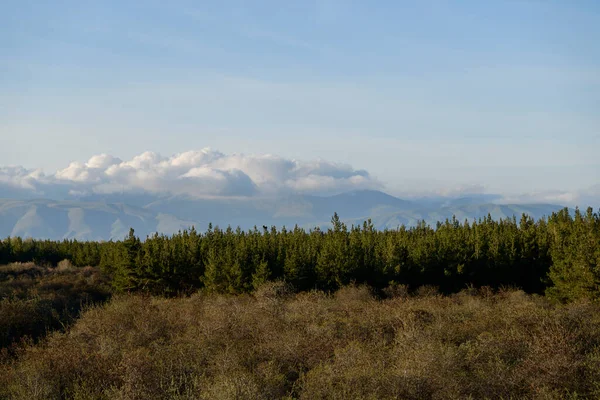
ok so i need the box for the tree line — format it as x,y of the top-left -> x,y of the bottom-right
1,208 -> 598,301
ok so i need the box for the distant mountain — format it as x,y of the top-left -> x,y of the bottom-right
344,202 -> 565,231
0,199 -> 196,240
304,190 -> 415,219
402,194 -> 504,209
142,189 -> 416,229
0,190 -> 567,240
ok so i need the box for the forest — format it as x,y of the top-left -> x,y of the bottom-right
1,207 -> 599,301
1,207 -> 600,399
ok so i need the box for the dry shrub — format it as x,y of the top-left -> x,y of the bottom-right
56,259 -> 75,272
1,262 -> 38,272
254,280 -> 294,301
2,285 -> 600,399
414,285 -> 440,297
0,264 -> 112,351
0,262 -> 44,282
382,282 -> 410,299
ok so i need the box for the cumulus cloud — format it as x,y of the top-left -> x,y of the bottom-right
0,166 -> 46,190
0,148 -> 381,198
497,185 -> 600,207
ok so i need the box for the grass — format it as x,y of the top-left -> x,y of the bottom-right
2,282 -> 600,399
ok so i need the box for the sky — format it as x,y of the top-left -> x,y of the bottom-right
1,0 -> 599,203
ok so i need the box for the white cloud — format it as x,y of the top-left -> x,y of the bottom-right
86,153 -> 122,169
286,174 -> 373,195
0,166 -> 46,190
0,148 -> 381,198
2,150 -> 596,207
55,162 -> 92,182
497,186 -> 600,207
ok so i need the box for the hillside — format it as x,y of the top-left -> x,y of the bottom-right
0,199 -> 195,240
0,190 -> 565,240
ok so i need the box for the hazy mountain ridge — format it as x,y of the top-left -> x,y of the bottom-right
343,202 -> 566,231
0,190 -> 569,240
0,199 -> 196,240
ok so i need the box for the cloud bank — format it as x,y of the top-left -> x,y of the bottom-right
0,149 -> 596,207
497,185 -> 600,208
0,149 -> 380,198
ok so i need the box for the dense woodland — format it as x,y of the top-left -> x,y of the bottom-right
1,207 -> 599,302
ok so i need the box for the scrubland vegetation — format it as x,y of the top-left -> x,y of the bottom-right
2,284 -> 600,399
0,208 -> 599,399
0,261 -> 110,351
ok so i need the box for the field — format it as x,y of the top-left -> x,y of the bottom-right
2,280 -> 600,399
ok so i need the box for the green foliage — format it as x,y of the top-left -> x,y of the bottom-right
252,260 -> 271,290
546,207 -> 600,302
0,208 -> 599,300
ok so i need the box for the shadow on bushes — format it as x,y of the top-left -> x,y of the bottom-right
2,284 -> 600,399
0,262 -> 112,351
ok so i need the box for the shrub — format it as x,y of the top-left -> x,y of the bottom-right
2,286 -> 600,399
0,264 -> 112,351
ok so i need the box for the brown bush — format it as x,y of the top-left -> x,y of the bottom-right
55,259 -> 75,272
2,286 -> 600,399
0,262 -> 44,282
0,264 -> 112,350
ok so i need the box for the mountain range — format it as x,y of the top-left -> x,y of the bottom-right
0,190 -> 567,241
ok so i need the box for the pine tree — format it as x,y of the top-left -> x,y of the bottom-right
112,228 -> 142,291
546,208 -> 600,302
252,260 -> 271,290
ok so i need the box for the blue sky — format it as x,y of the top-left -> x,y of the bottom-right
1,0 -> 599,199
